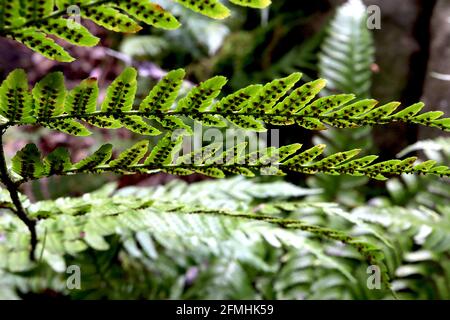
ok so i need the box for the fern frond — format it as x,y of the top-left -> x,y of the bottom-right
0,186 -> 388,289
2,68 -> 449,136
10,139 -> 450,182
0,69 -> 33,124
0,0 -> 270,61
319,0 -> 374,97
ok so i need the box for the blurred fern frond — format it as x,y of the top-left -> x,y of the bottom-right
0,0 -> 271,62
2,176 -> 450,299
319,0 -> 374,98
0,178 -> 393,298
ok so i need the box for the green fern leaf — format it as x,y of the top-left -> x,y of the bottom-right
2,68 -> 450,135
32,72 -> 66,119
259,144 -> 303,165
177,142 -> 222,165
297,94 -> 355,116
226,114 -> 266,131
117,115 -> 161,136
411,159 -> 436,172
109,141 -> 149,169
36,18 -> 99,47
173,0 -> 230,19
326,99 -> 378,118
191,113 -> 227,127
271,79 -> 327,114
413,111 -> 447,127
176,76 -> 227,113
65,78 -> 99,115
11,144 -> 45,179
335,155 -> 379,173
207,142 -> 247,164
313,149 -> 362,168
391,102 -> 424,120
83,6 -> 142,33
193,167 -> 226,178
229,0 -> 272,9
154,115 -> 193,134
161,167 -> 194,176
176,76 -> 227,126
44,147 -> 72,175
207,143 -> 253,177
283,145 -> 327,166
115,1 -> 180,30
242,73 -> 302,113
140,69 -> 185,112
12,29 -> 75,62
222,166 -> 254,177
358,102 -> 400,121
319,0 -> 374,97
296,117 -> 327,130
0,0 -> 23,29
144,133 -> 184,166
85,116 -> 121,130
0,69 -> 33,123
215,85 -> 264,130
43,119 -> 91,136
73,144 -> 113,170
101,67 -> 137,113
214,84 -> 262,112
22,0 -> 53,21
55,0 -> 88,8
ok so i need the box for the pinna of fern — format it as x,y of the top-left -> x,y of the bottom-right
0,67 -> 449,137
0,0 -> 271,62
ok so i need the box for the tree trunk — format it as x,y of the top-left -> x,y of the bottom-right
420,0 -> 450,139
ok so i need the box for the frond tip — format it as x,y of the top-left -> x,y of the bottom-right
1,68 -> 449,135
10,139 -> 450,182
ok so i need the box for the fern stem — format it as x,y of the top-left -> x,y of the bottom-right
50,163 -> 443,179
0,131 -> 37,261
5,110 -> 437,130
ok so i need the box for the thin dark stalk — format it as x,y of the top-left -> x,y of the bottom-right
0,130 -> 37,261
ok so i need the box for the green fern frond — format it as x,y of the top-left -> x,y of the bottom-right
0,185 -> 388,289
11,143 -> 46,179
0,0 -> 271,61
1,68 -> 449,136
319,0 -> 374,97
7,177 -> 449,299
10,139 -> 450,182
